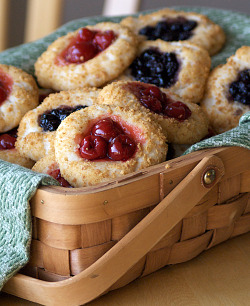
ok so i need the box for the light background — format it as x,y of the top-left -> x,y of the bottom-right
7,0 -> 250,48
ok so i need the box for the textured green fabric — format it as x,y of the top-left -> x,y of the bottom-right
184,112 -> 250,154
0,161 -> 58,290
0,7 -> 249,290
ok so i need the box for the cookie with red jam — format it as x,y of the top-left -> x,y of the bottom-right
98,81 -> 209,144
35,22 -> 138,91
32,153 -> 72,187
54,104 -> 167,187
16,87 -> 100,161
0,64 -> 39,133
0,128 -> 34,168
200,46 -> 250,134
115,40 -> 211,103
121,8 -> 225,56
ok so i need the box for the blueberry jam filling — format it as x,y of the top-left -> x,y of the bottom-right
79,118 -> 136,161
130,48 -> 179,88
48,169 -> 72,188
139,17 -> 197,42
229,69 -> 250,105
58,28 -> 117,65
126,82 -> 191,121
38,105 -> 86,132
0,128 -> 18,150
0,69 -> 13,106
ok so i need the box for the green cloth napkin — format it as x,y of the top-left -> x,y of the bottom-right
0,7 -> 249,290
184,112 -> 250,154
0,161 -> 58,290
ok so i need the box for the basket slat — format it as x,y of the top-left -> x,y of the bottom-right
218,175 -> 241,203
42,243 -> 70,276
208,225 -> 234,248
231,214 -> 250,237
81,220 -> 112,248
37,219 -> 81,250
142,247 -> 172,276
29,240 -> 43,268
244,195 -> 250,213
111,207 -> 150,240
70,241 -> 116,275
168,231 -> 213,264
240,170 -> 250,193
207,193 -> 248,229
181,211 -> 207,241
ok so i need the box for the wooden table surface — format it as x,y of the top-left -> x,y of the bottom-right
1,232 -> 249,306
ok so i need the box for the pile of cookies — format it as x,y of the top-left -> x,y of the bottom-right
0,8 -> 249,187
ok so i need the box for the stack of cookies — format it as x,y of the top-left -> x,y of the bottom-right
0,8 -> 249,187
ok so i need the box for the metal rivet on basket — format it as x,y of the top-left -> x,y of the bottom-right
103,200 -> 108,205
203,169 -> 216,185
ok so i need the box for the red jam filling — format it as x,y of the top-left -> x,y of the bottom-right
0,128 -> 17,150
79,117 -> 137,161
48,168 -> 72,188
126,83 -> 191,121
0,69 -> 13,106
56,28 -> 117,65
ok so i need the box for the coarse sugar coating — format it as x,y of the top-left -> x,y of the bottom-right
98,81 -> 209,144
115,40 -> 211,103
0,148 -> 35,168
200,46 -> 250,134
121,8 -> 226,56
0,64 -> 39,133
54,104 -> 167,187
32,153 -> 72,187
16,87 -> 100,161
35,22 -> 139,91
32,153 -> 59,174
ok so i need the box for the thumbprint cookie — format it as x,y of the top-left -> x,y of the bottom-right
200,46 -> 250,134
0,128 -> 35,168
116,40 -> 211,103
35,22 -> 138,91
0,64 -> 39,133
98,81 -> 209,144
32,153 -> 72,187
54,104 -> 167,187
121,8 -> 225,56
16,87 -> 100,161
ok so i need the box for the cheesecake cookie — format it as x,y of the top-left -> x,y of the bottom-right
200,46 -> 250,133
116,40 -> 211,103
121,8 -> 226,55
55,104 -> 167,187
32,153 -> 72,187
16,87 -> 100,161
0,128 -> 35,168
99,81 -> 209,144
35,22 -> 138,91
0,64 -> 39,133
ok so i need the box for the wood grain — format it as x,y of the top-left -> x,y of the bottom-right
1,233 -> 249,306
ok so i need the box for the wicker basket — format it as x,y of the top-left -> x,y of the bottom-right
2,146 -> 250,305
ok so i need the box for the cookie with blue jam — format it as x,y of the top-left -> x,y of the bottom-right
16,88 -> 100,161
201,46 -> 250,134
115,40 -> 211,103
121,8 -> 225,56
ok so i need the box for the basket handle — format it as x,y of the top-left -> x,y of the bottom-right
5,155 -> 225,306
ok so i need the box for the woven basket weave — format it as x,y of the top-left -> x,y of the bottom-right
3,146 -> 249,305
